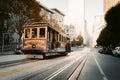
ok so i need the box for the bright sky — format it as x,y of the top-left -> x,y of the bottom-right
37,0 -> 103,35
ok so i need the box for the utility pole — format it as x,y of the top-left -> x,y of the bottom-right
83,0 -> 86,45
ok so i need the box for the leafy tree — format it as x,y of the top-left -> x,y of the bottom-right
71,39 -> 76,47
76,34 -> 83,45
8,0 -> 41,47
105,3 -> 120,34
71,34 -> 83,46
0,0 -> 10,19
97,3 -> 120,47
40,14 -> 48,22
97,27 -> 115,46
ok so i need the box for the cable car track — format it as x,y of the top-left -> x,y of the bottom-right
15,55 -> 87,80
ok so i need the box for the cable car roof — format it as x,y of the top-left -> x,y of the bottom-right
23,22 -> 69,38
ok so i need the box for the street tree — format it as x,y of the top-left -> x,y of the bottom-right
97,3 -> 120,47
71,34 -> 83,46
76,34 -> 83,46
7,0 -> 41,47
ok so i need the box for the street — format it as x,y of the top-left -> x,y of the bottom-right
1,0 -> 120,80
79,48 -> 120,80
0,48 -> 120,80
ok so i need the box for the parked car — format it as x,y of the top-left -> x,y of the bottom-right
14,47 -> 24,54
98,47 -> 107,54
14,44 -> 23,54
98,47 -> 112,54
112,47 -> 120,56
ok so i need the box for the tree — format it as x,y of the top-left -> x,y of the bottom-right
97,3 -> 120,47
71,39 -> 76,47
76,34 -> 83,45
97,28 -> 113,46
71,34 -> 83,46
40,14 -> 48,23
105,3 -> 120,34
1,0 -> 41,47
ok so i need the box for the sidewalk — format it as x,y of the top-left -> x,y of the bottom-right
0,51 -> 14,55
0,51 -> 26,63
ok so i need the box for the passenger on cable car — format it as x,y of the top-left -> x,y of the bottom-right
65,38 -> 71,52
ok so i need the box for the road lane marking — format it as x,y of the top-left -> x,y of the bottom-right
92,53 -> 108,80
44,55 -> 85,80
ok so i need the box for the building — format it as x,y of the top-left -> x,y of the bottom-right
40,4 -> 65,29
39,3 -> 54,24
0,1 -> 65,52
92,0 -> 120,47
64,24 -> 76,41
92,14 -> 105,47
0,1 -> 8,43
51,8 -> 65,28
104,0 -> 120,14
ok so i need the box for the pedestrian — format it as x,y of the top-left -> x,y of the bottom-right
65,38 -> 71,52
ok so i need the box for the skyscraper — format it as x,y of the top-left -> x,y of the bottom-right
104,0 -> 120,13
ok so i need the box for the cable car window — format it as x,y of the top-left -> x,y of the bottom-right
39,28 -> 45,38
32,28 -> 37,38
25,29 -> 30,38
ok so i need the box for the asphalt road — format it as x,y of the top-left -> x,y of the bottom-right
0,47 -> 120,80
79,48 -> 120,80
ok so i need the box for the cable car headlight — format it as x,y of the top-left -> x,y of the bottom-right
32,44 -> 36,48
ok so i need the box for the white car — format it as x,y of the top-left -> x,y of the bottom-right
112,47 -> 120,56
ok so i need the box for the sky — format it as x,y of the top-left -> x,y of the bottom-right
37,0 -> 103,36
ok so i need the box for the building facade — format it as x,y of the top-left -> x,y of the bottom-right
51,8 -> 65,28
40,3 -> 54,24
0,1 -> 65,52
92,15 -> 105,47
64,24 -> 76,41
40,4 -> 65,29
104,0 -> 120,13
92,0 -> 120,47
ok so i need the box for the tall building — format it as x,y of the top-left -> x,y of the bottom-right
104,0 -> 120,13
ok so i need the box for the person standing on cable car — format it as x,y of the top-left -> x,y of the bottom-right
65,38 -> 71,52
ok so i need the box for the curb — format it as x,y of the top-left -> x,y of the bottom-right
0,51 -> 14,55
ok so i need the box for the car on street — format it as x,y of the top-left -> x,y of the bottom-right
14,47 -> 24,54
98,46 -> 112,54
112,46 -> 120,56
98,47 -> 107,54
14,44 -> 23,54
